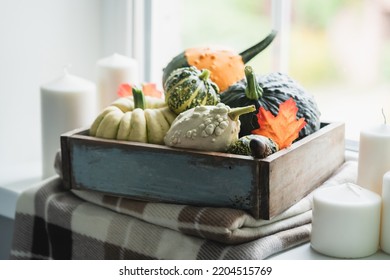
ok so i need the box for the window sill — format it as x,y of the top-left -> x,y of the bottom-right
267,243 -> 390,260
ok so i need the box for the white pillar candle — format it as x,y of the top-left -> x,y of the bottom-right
96,53 -> 139,110
41,69 -> 97,178
357,124 -> 390,195
311,183 -> 381,258
381,171 -> 390,254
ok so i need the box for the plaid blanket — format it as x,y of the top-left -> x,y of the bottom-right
10,161 -> 357,260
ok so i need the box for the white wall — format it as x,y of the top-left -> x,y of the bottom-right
0,0 -> 104,184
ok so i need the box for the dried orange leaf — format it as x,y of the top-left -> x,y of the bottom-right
117,83 -> 163,98
141,83 -> 163,98
252,98 -> 306,149
117,83 -> 132,97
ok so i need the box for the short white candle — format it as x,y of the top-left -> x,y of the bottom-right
357,124 -> 390,195
381,171 -> 390,254
41,69 -> 97,178
96,53 -> 139,110
311,183 -> 381,258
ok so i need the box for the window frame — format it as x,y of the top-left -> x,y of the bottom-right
127,0 -> 357,150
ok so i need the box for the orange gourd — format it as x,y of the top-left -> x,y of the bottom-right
162,30 -> 276,92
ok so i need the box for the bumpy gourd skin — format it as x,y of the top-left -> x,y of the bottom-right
164,103 -> 255,152
89,95 -> 177,145
164,66 -> 220,114
162,30 -> 277,92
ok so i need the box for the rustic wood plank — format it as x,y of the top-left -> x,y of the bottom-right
60,127 -> 90,189
68,136 -> 258,210
258,160 -> 270,219
265,122 -> 345,219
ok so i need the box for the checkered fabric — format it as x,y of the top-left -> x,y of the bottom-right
10,160 -> 357,260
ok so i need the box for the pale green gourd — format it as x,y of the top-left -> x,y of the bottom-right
164,66 -> 220,114
90,87 -> 177,145
164,103 -> 255,152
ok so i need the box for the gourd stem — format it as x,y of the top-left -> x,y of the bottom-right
245,66 -> 263,100
240,30 -> 277,63
132,86 -> 145,110
198,69 -> 210,81
228,105 -> 256,121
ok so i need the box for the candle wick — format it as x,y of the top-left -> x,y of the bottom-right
347,183 -> 361,197
63,63 -> 72,76
382,108 -> 387,125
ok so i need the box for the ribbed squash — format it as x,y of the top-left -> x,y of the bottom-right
164,66 -> 220,114
162,30 -> 277,92
90,87 -> 177,144
220,66 -> 321,139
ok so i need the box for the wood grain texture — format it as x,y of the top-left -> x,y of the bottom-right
60,122 -> 345,219
68,134 -> 258,211
260,122 -> 345,219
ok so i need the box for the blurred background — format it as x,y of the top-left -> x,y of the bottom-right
173,0 -> 390,143
0,0 -> 389,183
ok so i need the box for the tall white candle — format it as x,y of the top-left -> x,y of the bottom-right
96,53 -> 139,110
311,183 -> 381,258
357,124 -> 390,195
41,69 -> 97,178
381,171 -> 390,254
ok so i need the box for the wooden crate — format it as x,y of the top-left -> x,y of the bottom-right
61,122 -> 345,220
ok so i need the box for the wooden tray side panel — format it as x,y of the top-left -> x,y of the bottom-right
60,136 -> 71,190
266,123 -> 345,219
68,137 -> 259,210
60,128 -> 86,190
258,161 -> 271,219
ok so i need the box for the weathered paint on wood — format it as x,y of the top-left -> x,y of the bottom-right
61,122 -> 345,219
70,137 -> 258,211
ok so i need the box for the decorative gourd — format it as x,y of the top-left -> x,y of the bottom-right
227,134 -> 279,159
162,30 -> 277,92
220,66 -> 321,139
164,66 -> 220,114
90,87 -> 177,144
164,103 -> 255,152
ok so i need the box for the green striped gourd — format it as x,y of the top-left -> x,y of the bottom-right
163,66 -> 220,114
